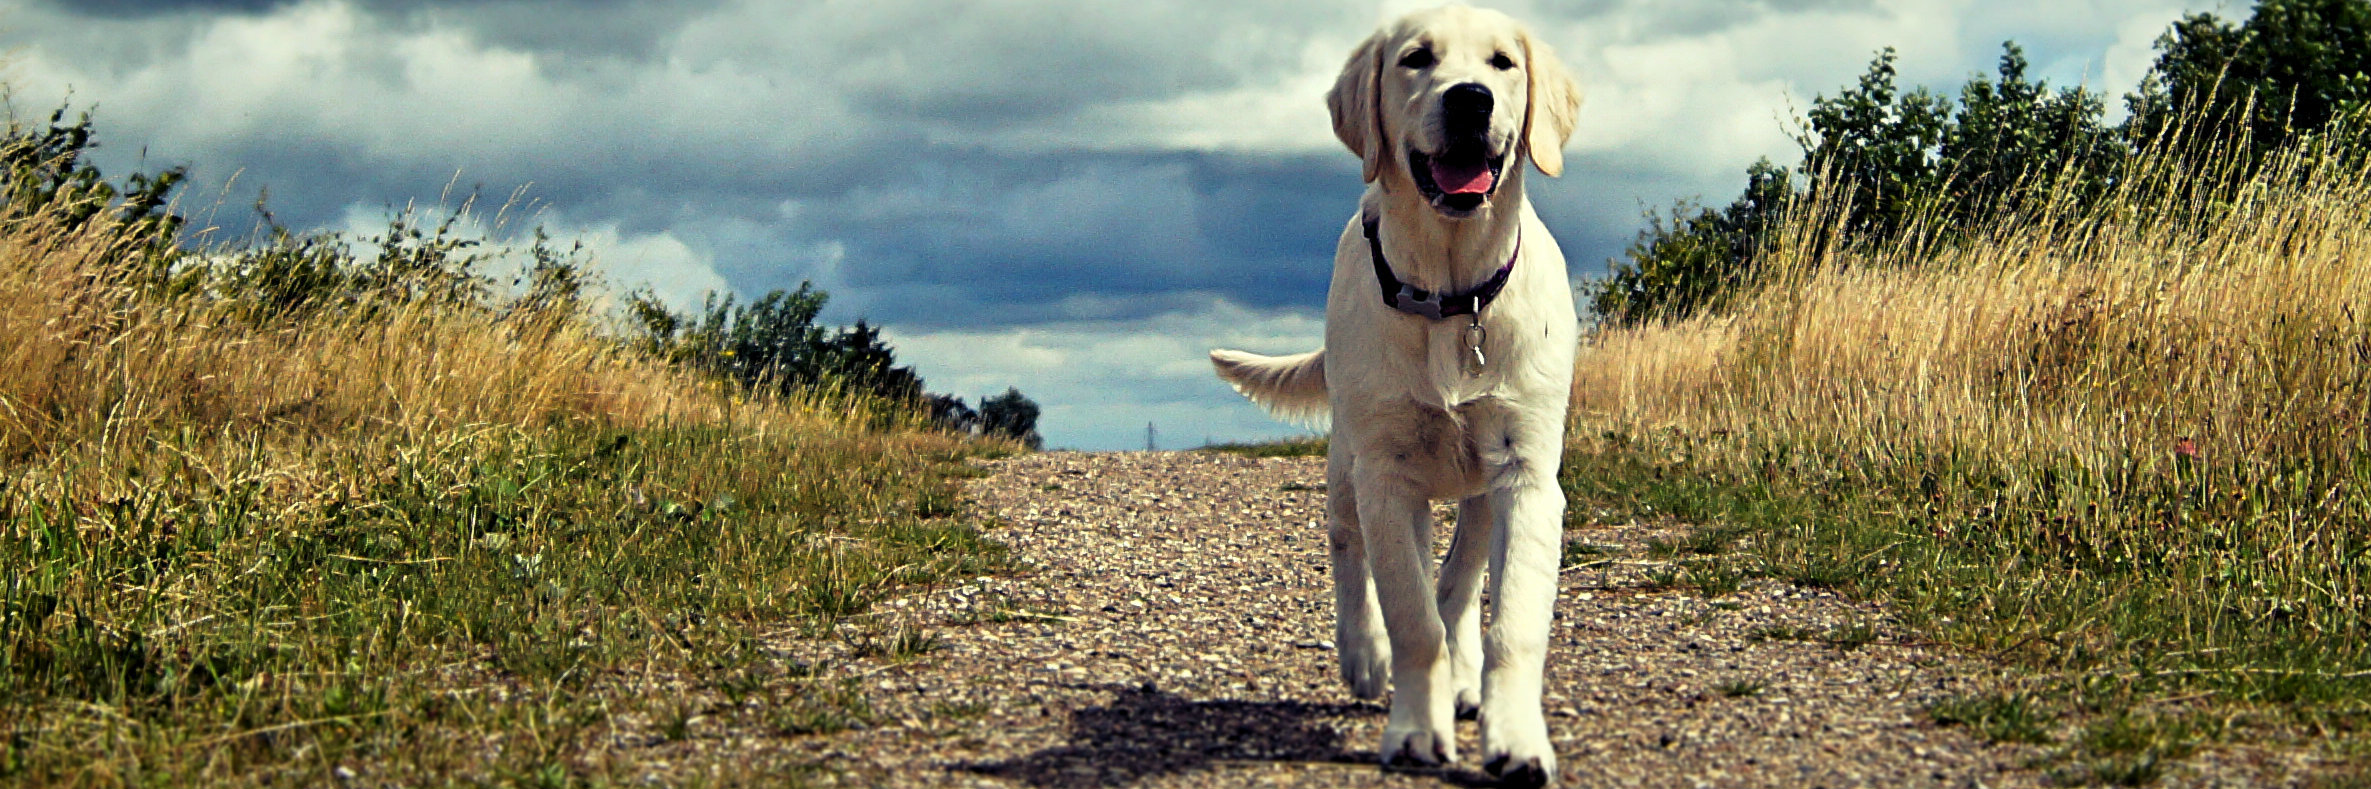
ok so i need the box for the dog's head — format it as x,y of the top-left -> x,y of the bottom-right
1328,6 -> 1581,219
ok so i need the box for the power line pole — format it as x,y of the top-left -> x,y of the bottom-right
1146,422 -> 1157,452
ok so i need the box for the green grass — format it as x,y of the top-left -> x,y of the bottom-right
1562,438 -> 2371,782
1199,436 -> 1329,458
1679,559 -> 1748,598
1559,540 -> 1614,567
1644,522 -> 1753,558
0,421 -> 1008,786
1715,679 -> 1767,698
2052,709 -> 2214,785
1929,692 -> 2056,745
1745,623 -> 1879,651
1637,559 -> 1752,598
848,621 -> 945,663
766,678 -> 880,737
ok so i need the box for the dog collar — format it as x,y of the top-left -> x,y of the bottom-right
1363,214 -> 1518,321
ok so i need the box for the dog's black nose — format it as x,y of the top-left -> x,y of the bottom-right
1443,83 -> 1493,123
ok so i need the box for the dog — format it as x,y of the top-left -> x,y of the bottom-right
1209,5 -> 1580,786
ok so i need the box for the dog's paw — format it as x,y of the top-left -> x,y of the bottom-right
1482,752 -> 1553,788
1380,725 -> 1454,768
1451,671 -> 1481,719
1337,640 -> 1391,699
1446,641 -> 1482,717
1480,709 -> 1555,787
1336,620 -> 1391,699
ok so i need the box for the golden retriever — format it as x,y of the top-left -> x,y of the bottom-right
1210,5 -> 1579,786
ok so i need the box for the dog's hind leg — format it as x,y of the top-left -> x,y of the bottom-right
1326,452 -> 1390,699
1439,493 -> 1494,719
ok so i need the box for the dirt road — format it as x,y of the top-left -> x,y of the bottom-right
797,451 -> 2040,788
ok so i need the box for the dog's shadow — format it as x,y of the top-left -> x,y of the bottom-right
958,682 -> 1498,787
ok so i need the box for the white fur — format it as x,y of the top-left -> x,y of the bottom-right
1209,6 -> 1580,785
1209,348 -> 1328,426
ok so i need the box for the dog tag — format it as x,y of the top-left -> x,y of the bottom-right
1464,320 -> 1488,374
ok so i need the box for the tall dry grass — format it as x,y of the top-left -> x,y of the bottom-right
0,200 -> 833,463
0,155 -> 1005,784
1579,125 -> 2371,477
1567,119 -> 2371,752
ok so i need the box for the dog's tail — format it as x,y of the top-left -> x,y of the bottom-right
1209,348 -> 1330,426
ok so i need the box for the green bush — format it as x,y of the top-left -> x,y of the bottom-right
1,107 -> 182,244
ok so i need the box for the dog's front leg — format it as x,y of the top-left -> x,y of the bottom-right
1326,457 -> 1391,698
1478,461 -> 1564,786
1438,493 -> 1495,718
1354,462 -> 1457,767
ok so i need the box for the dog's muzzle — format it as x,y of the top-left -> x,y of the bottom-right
1409,83 -> 1506,218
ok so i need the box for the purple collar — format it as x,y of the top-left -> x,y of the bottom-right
1363,214 -> 1518,321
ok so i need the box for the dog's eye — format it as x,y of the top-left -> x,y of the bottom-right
1398,48 -> 1435,69
1490,52 -> 1516,70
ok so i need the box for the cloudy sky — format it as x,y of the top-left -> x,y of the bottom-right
4,0 -> 2214,449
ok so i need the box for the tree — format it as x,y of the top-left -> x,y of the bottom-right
1591,158 -> 1794,323
2129,0 -> 2371,158
978,388 -> 1042,449
1796,47 -> 1957,241
925,393 -> 978,433
625,283 -> 927,403
1934,44 -> 2126,224
1793,44 -> 2124,244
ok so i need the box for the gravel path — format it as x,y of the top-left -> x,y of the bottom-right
798,450 -> 2045,788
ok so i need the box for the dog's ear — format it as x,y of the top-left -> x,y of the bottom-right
1328,31 -> 1390,184
1519,30 -> 1581,178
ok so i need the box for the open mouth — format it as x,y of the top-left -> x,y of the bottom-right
1408,141 -> 1506,217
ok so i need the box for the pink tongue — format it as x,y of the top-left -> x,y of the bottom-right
1431,158 -> 1494,194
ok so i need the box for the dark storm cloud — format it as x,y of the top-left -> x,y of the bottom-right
713,151 -> 1358,329
48,0 -> 288,16
52,0 -> 692,17
408,2 -> 729,55
1526,0 -> 1884,38
830,5 -> 1280,125
751,147 -> 1638,330
120,127 -> 1355,330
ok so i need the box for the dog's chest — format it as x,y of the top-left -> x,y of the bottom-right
1360,395 -> 1521,501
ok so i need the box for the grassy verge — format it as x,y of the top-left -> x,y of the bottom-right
1560,443 -> 2366,781
1199,436 -> 1328,458
0,138 -> 1011,786
1565,123 -> 2371,781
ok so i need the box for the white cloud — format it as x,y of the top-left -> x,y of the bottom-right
2100,4 -> 2195,121
571,225 -> 731,310
885,298 -> 1326,449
